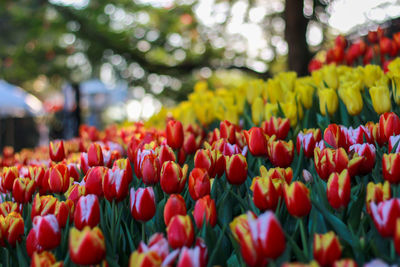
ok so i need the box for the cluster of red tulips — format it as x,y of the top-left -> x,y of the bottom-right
1,110 -> 400,266
309,27 -> 400,72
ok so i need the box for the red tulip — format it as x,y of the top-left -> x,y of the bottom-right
74,194 -> 100,230
113,158 -> 133,185
49,163 -> 72,193
84,166 -> 108,197
167,215 -> 194,249
219,120 -> 237,144
0,201 -> 21,217
69,226 -> 106,265
244,127 -> 268,156
164,194 -> 187,226
194,149 -> 215,177
140,153 -> 160,185
379,112 -> 400,144
87,143 -> 104,167
102,167 -> 129,202
335,35 -> 347,49
389,135 -> 400,153
283,181 -> 311,217
130,187 -> 156,222
324,124 -> 349,151
370,198 -> 400,237
366,181 -> 391,215
166,119 -> 184,149
129,250 -> 162,267
327,170 -> 351,209
1,166 -> 18,191
54,199 -> 74,228
313,232 -> 342,267
349,143 -> 376,175
0,212 -> 24,247
225,154 -> 248,185
49,140 -> 66,162
308,59 -> 323,72
27,166 -> 47,194
382,153 -> 400,184
296,128 -> 321,158
12,177 -> 35,203
31,251 -> 63,267
157,145 -> 176,166
137,233 -> 170,262
262,117 -> 290,140
267,135 -> 294,168
188,168 -> 211,201
65,183 -> 86,204
177,243 -> 208,267
193,195 -> 217,228
250,176 -> 279,211
31,194 -> 57,220
346,125 -> 373,146
160,161 -> 188,194
314,147 -> 348,181
30,214 -> 61,250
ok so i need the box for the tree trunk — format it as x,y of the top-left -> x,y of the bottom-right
284,0 -> 310,76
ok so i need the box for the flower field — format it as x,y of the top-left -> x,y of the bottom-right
4,36 -> 400,266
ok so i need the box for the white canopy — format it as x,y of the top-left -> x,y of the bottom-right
0,80 -> 44,117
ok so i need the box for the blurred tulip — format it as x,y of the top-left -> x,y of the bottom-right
164,194 -> 187,226
30,214 -> 61,250
31,251 -> 63,267
129,250 -> 162,267
313,232 -> 342,267
382,153 -> 400,184
193,195 -> 217,228
324,124 -> 348,151
267,135 -> 294,168
160,161 -> 188,194
370,198 -> 400,237
12,177 -> 35,203
379,112 -> 400,144
141,153 -> 160,185
220,120 -> 237,144
0,201 -> 21,217
366,181 -> 391,214
370,85 -> 391,115
314,147 -> 348,181
69,226 -> 106,265
87,143 -> 104,167
0,212 -> 24,247
327,170 -> 351,209
250,176 -> 279,211
102,167 -> 129,202
296,128 -> 321,158
319,88 -> 338,116
395,219 -> 400,255
74,194 -> 100,230
49,140 -> 65,162
84,166 -> 108,197
65,183 -> 86,204
31,194 -> 57,220
130,187 -> 156,222
389,135 -> 400,153
349,144 -> 376,175
284,181 -> 311,217
194,149 -> 215,177
332,259 -> 358,267
225,154 -> 248,185
1,166 -> 18,191
188,168 -> 210,200
49,163 -> 72,193
166,215 -> 194,249
166,119 -> 184,149
262,116 -> 291,140
157,145 -> 176,166
244,127 -> 268,156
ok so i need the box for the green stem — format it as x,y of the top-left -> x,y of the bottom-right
391,239 -> 396,262
142,222 -> 146,243
207,224 -> 228,267
299,218 -> 309,259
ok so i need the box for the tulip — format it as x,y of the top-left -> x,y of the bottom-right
212,138 -> 243,157
183,131 -> 201,154
167,215 -> 194,249
324,124 -> 348,151
338,83 -> 363,115
225,154 -> 248,185
370,198 -> 400,237
84,166 -> 108,197
68,163 -> 80,181
220,120 -> 237,144
74,194 -> 100,230
382,153 -> 400,184
87,143 -> 104,167
313,232 -> 342,267
1,166 -> 18,191
283,181 -> 311,218
65,183 -> 86,204
370,85 -> 391,115
157,145 -> 176,166
80,152 -> 90,175
129,250 -> 162,267
160,161 -> 188,194
103,167 -> 129,202
48,163 -> 72,193
0,212 -> 24,246
250,176 -> 279,211
30,214 -> 61,250
332,259 -> 358,267
141,153 -> 160,185
346,125 -> 373,146
194,149 -> 215,177
27,166 -> 47,194
379,112 -> 400,144
193,195 -> 217,228
308,59 -> 323,73
366,181 -> 391,214
349,144 -> 376,175
0,201 -> 21,217
296,128 -> 321,158
136,233 -> 170,262
69,226 -> 106,265
113,158 -> 133,185
164,194 -> 187,226
54,199 -> 74,228
327,170 -> 351,210
314,147 -> 348,181
12,177 -> 35,203
252,97 -> 264,126
365,121 -> 382,146
267,135 -> 294,168
188,168 -> 210,200
244,127 -> 268,156
319,88 -> 338,116
31,251 -> 63,267
166,119 -> 184,149
262,116 -> 291,140
176,246 -> 206,267
31,194 -> 57,220
130,187 -> 156,222
389,135 -> 400,153
49,140 -> 65,162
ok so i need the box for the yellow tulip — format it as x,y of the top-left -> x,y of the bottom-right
338,83 -> 363,116
265,79 -> 283,104
369,85 -> 391,114
387,58 -> 400,105
319,88 -> 338,116
251,97 -> 264,126
314,65 -> 339,90
295,77 -> 315,109
264,103 -> 278,121
276,71 -> 297,92
281,101 -> 303,127
362,65 -> 385,88
246,80 -> 264,104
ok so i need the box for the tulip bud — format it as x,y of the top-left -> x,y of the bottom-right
349,143 -> 376,175
324,124 -> 349,151
346,125 -> 373,146
220,120 -> 237,144
379,112 -> 400,144
314,147 -> 348,181
0,212 -> 24,246
160,161 -> 188,194
177,244 -> 208,267
49,163 -> 72,193
31,194 -> 57,220
250,176 -> 279,211
49,140 -> 66,162
193,195 -> 217,228
167,215 -> 194,249
370,85 -> 391,115
0,201 -> 21,217
370,198 -> 400,237
382,153 -> 400,184
313,232 -> 342,267
225,154 -> 248,185
244,127 -> 268,156
327,170 -> 351,209
140,153 -> 160,185
366,181 -> 391,214
31,214 -> 61,250
1,166 -> 18,191
194,149 -> 215,177
74,194 -> 100,230
283,181 -> 311,218
129,250 -> 162,267
262,116 -> 291,140
130,187 -> 156,222
31,251 -> 63,267
113,158 -> 133,185
157,145 -> 176,166
84,166 -> 108,197
166,119 -> 184,149
188,168 -> 211,201
69,226 -> 106,265
103,167 -> 129,202
319,88 -> 339,116
65,183 -> 86,204
267,135 -> 294,168
164,194 -> 187,226
12,177 -> 35,203
296,128 -> 321,158
55,199 -> 74,228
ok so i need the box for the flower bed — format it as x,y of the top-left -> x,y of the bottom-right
2,59 -> 400,266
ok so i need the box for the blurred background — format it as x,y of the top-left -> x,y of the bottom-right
1,0 -> 400,151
